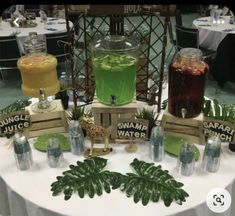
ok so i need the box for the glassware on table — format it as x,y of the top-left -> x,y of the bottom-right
69,120 -> 85,155
168,48 -> 209,118
149,125 -> 165,162
213,9 -> 222,24
13,132 -> 33,171
177,143 -> 195,176
39,10 -> 47,29
202,135 -> 221,172
47,138 -> 64,168
90,35 -> 139,106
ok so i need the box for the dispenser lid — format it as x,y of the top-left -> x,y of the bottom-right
179,48 -> 202,59
90,35 -> 139,52
23,32 -> 46,54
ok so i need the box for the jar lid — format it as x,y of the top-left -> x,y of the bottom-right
23,32 -> 46,54
179,48 -> 202,59
90,35 -> 139,52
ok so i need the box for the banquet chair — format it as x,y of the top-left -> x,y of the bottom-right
175,24 -> 216,62
175,10 -> 183,26
0,35 -> 21,80
211,34 -> 235,88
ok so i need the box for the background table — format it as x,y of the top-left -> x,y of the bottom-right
193,16 -> 235,51
0,136 -> 235,216
0,17 -> 73,54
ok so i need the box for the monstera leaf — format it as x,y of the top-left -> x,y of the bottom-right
51,157 -> 124,200
203,99 -> 235,123
120,158 -> 189,207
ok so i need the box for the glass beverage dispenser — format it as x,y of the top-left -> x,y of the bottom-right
168,48 -> 209,118
17,32 -> 60,112
90,35 -> 139,106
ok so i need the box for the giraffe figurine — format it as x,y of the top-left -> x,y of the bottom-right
79,116 -> 112,157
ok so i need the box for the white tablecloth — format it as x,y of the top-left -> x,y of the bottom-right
192,16 -> 235,51
0,136 -> 235,216
0,17 -> 73,54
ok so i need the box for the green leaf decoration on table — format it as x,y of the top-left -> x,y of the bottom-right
164,136 -> 200,161
203,99 -> 235,123
120,158 -> 189,207
0,99 -> 31,116
51,157 -> 124,200
34,133 -> 70,152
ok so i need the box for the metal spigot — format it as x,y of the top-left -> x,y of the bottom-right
38,88 -> 50,109
111,95 -> 117,106
181,108 -> 187,118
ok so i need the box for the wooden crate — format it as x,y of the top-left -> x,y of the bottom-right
161,109 -> 205,144
25,100 -> 68,138
92,95 -> 137,139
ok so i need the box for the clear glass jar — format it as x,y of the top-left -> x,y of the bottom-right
168,48 -> 209,118
202,135 -> 221,172
149,125 -> 165,162
90,35 -> 139,106
17,52 -> 59,98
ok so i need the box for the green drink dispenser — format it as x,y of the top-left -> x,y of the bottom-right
90,35 -> 139,106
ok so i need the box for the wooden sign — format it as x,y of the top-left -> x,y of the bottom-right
0,111 -> 30,135
203,117 -> 235,144
116,118 -> 149,140
89,5 -> 143,15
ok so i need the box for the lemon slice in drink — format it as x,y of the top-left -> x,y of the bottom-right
101,63 -> 111,70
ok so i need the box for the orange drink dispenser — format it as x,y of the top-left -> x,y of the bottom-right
17,52 -> 60,112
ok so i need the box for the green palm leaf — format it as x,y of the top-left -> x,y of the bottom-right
203,99 -> 235,123
120,158 -> 189,207
51,157 -> 124,200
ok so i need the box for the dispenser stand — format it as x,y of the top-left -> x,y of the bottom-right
25,99 -> 68,138
91,95 -> 137,140
161,107 -> 205,144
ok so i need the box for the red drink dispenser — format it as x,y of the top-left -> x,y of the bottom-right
168,48 -> 209,118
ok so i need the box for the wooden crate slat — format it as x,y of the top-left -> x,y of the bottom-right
25,100 -> 68,138
29,127 -> 66,138
92,97 -> 137,139
30,119 -> 63,131
161,108 -> 204,144
94,114 -> 101,126
102,113 -> 110,128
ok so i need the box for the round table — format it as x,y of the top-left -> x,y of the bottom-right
0,137 -> 235,216
0,17 -> 73,54
192,16 -> 235,51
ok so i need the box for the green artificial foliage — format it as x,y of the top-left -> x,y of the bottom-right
161,99 -> 168,110
136,108 -> 159,138
51,157 -> 189,207
0,99 -> 31,116
51,157 -> 124,200
203,99 -> 235,123
120,158 -> 189,207
68,106 -> 93,121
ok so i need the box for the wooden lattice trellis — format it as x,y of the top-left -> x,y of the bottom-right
65,5 -> 170,113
